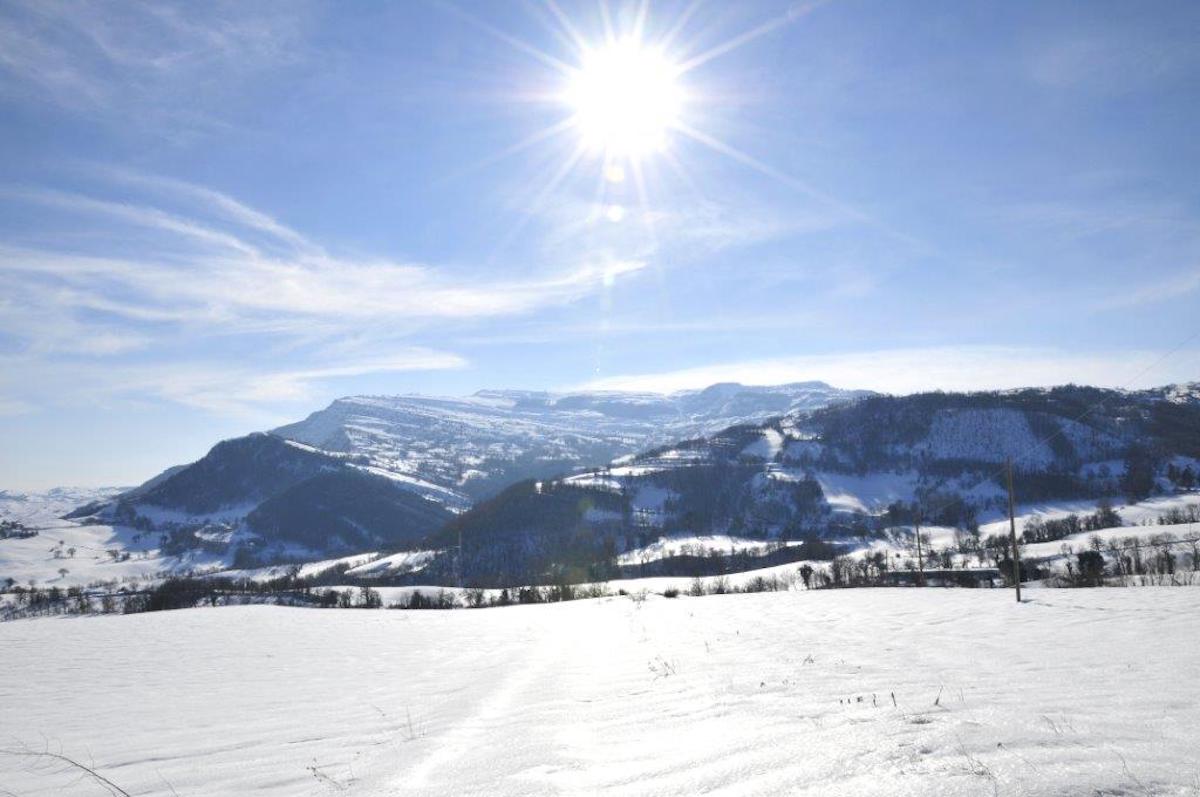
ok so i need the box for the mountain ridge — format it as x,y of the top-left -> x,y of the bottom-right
63,382 -> 869,565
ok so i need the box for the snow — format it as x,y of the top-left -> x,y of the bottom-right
272,384 -> 863,511
214,553 -> 385,583
562,465 -> 664,490
740,428 -> 784,460
979,492 -> 1200,538
282,438 -> 325,454
560,474 -> 623,492
763,467 -> 919,515
1164,382 -> 1200,404
616,534 -> 796,566
3,589 -> 1199,795
631,485 -> 672,511
1,492 -> 336,589
351,465 -> 470,509
1019,521 -> 1198,562
0,487 -> 125,523
811,470 -> 918,514
0,516 -> 211,589
346,550 -> 437,577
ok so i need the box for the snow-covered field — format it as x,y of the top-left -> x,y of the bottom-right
2,588 -> 1199,796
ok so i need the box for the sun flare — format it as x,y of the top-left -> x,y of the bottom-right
565,39 -> 683,160
463,1 -> 812,236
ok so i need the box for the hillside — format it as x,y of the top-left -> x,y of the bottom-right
63,434 -> 452,568
427,385 -> 1200,585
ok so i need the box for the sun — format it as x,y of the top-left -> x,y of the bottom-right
454,1 -> 817,238
564,38 -> 684,160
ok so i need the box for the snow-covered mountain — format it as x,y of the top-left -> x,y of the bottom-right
55,382 -> 867,568
272,382 -> 871,504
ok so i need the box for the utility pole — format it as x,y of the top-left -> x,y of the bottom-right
914,506 -> 925,587
457,526 -> 464,590
1005,457 -> 1022,603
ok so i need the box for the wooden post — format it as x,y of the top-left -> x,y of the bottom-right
914,507 -> 925,587
1006,458 -> 1022,603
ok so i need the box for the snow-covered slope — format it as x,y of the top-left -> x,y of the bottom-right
54,434 -> 454,572
0,487 -> 199,589
2,589 -> 1198,795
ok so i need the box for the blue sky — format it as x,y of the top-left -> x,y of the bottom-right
1,0 -> 1198,489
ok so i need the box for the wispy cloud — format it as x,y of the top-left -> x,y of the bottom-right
96,166 -> 322,256
0,348 -> 468,420
1095,266 -> 1200,309
0,168 -> 648,413
115,350 -> 469,416
0,0 -> 305,126
0,397 -> 35,417
452,313 -> 829,347
1026,29 -> 1196,94
0,175 -> 647,321
526,177 -> 854,292
579,346 -> 1200,395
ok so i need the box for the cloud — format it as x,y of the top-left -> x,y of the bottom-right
0,175 -> 648,335
0,0 -> 305,124
139,350 -> 470,415
0,348 -> 468,419
451,313 -> 827,346
1096,266 -> 1200,309
95,166 -> 321,255
0,398 -> 35,416
579,346 -> 1200,395
975,191 -> 1200,312
0,168 -> 650,416
1026,32 -> 1195,95
986,196 -> 1192,242
3,186 -> 263,256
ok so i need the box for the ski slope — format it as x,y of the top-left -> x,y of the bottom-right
2,588 -> 1199,796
